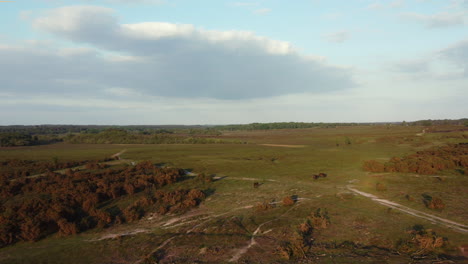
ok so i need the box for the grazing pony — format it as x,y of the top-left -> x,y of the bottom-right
313,173 -> 327,180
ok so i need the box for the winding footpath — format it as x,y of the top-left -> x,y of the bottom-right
347,184 -> 468,234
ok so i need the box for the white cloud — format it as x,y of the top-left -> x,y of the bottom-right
19,5 -> 355,100
104,0 -> 165,4
390,0 -> 405,8
367,0 -> 405,10
388,39 -> 468,80
105,87 -> 141,97
323,30 -> 350,43
231,2 -> 258,7
439,39 -> 468,76
321,12 -> 342,20
34,6 -> 116,33
57,47 -> 96,57
391,59 -> 429,73
367,2 -> 385,10
400,11 -> 466,28
45,0 -> 166,4
253,8 -> 271,15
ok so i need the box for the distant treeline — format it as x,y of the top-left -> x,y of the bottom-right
215,119 -> 468,131
215,122 -> 368,131
408,119 -> 468,126
0,132 -> 64,147
0,129 -> 234,147
0,133 -> 38,147
0,119 -> 466,137
64,129 -> 243,144
0,125 -> 211,135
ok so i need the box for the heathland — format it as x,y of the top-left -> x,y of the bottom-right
0,122 -> 467,263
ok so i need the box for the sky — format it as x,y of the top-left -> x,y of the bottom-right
0,0 -> 467,125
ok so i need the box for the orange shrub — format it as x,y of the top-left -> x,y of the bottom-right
282,196 -> 295,206
363,160 -> 385,172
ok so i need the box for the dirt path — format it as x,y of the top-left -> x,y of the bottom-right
133,235 -> 178,264
132,204 -> 262,264
184,172 -> 279,183
228,220 -> 274,262
416,129 -> 426,136
347,185 -> 468,234
111,149 -> 127,158
260,144 -> 306,148
228,204 -> 299,262
213,176 -> 278,182
367,172 -> 453,179
89,229 -> 148,241
21,149 -> 128,180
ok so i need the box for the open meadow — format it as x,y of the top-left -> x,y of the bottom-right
0,125 -> 467,263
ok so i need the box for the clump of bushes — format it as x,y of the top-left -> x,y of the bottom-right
122,189 -> 206,222
405,194 -> 414,201
396,225 -> 447,255
422,194 -> 445,210
363,160 -> 385,172
309,208 -> 330,229
196,173 -> 213,183
363,143 -> 468,175
85,162 -> 108,170
282,196 -> 295,206
255,200 -> 276,212
276,208 -> 330,260
376,182 -> 387,191
277,221 -> 313,260
277,222 -> 313,260
0,160 -> 206,247
0,159 -> 95,180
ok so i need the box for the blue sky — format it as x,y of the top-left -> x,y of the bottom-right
0,0 -> 467,124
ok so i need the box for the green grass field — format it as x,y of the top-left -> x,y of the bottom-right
0,125 -> 467,263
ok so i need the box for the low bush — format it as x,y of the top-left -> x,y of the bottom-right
282,196 -> 295,206
422,194 -> 445,210
396,225 -> 447,255
376,182 -> 387,191
255,201 -> 276,212
363,143 -> 468,175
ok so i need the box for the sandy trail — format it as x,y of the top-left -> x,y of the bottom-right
133,235 -> 178,264
214,176 -> 279,182
111,149 -> 127,158
367,172 -> 453,179
132,204 -> 262,263
347,185 -> 468,233
162,204 -> 257,231
228,220 -> 274,262
89,229 -> 148,241
260,144 -> 306,148
21,149 -> 128,180
228,204 -> 299,262
416,129 -> 426,136
184,172 -> 279,183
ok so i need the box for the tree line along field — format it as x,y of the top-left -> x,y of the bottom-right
0,124 -> 467,263
1,120 -> 466,147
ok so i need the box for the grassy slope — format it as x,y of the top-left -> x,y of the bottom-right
0,125 -> 467,263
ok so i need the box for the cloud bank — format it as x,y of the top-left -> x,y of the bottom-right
400,11 -> 466,28
6,5 -> 356,100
